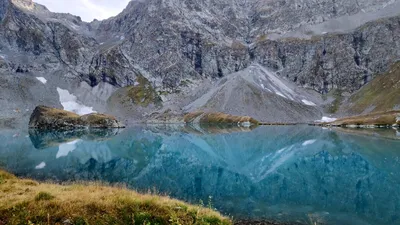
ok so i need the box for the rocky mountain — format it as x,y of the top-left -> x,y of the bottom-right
0,0 -> 399,125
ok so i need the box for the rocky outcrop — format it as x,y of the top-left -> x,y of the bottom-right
28,106 -> 125,129
184,111 -> 259,126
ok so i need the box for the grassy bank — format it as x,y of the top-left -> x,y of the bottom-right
0,170 -> 231,225
321,110 -> 400,127
184,112 -> 259,125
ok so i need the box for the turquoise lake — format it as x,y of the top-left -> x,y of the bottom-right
1,125 -> 400,225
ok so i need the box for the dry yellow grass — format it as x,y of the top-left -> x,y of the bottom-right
184,112 -> 205,123
39,107 -> 81,118
325,110 -> 400,126
184,112 -> 259,125
0,170 -> 231,225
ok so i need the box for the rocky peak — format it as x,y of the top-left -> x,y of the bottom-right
11,0 -> 34,10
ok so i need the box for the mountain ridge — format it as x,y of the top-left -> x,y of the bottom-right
0,0 -> 399,125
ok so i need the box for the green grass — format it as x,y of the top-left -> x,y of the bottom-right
0,170 -> 231,225
35,192 -> 55,201
346,62 -> 400,114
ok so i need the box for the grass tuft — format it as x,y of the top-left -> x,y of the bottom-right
35,192 -> 55,201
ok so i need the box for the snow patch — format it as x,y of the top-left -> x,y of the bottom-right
275,91 -> 287,99
57,87 -> 96,115
36,77 -> 47,84
302,140 -> 317,146
316,117 -> 337,123
57,140 -> 80,159
70,23 -> 79,30
35,162 -> 46,169
302,99 -> 316,106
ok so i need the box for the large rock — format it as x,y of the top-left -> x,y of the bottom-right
28,106 -> 125,130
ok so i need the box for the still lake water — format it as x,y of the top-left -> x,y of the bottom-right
1,125 -> 400,225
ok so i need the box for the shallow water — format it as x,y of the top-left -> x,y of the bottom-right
1,125 -> 400,225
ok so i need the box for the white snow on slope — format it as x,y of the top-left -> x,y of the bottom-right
35,162 -> 46,169
257,65 -> 295,101
57,87 -> 96,115
57,140 -> 81,159
36,77 -> 47,84
302,139 -> 317,146
316,117 -> 337,123
302,99 -> 316,106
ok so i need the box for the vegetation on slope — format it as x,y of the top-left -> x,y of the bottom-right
345,62 -> 400,114
324,89 -> 344,114
0,170 -> 230,225
125,75 -> 162,107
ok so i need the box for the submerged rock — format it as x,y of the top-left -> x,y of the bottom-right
29,106 -> 125,130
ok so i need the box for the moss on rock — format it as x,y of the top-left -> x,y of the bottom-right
29,106 -> 125,130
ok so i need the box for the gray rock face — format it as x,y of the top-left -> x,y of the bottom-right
92,0 -> 400,94
252,16 -> 400,93
0,0 -> 399,123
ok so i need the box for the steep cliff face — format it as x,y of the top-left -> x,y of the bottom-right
252,16 -> 400,93
0,0 -> 97,75
92,0 -> 400,93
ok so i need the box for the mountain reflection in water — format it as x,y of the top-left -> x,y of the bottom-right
0,125 -> 399,225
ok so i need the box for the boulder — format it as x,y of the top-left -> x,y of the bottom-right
29,106 -> 125,130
